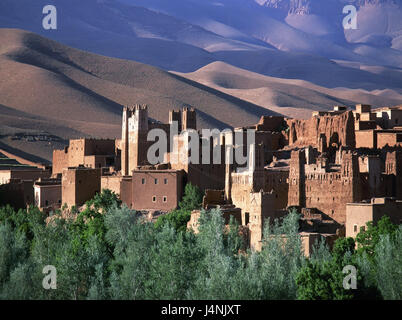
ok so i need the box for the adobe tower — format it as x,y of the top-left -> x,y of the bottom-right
121,104 -> 149,176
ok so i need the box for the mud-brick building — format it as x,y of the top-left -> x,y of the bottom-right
120,105 -> 196,176
53,138 -> 118,175
346,197 -> 402,238
62,166 -> 101,207
34,178 -> 62,214
0,179 -> 34,209
129,168 -> 185,212
288,149 -> 363,225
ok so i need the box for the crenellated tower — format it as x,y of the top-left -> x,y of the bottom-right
182,107 -> 197,131
121,104 -> 149,175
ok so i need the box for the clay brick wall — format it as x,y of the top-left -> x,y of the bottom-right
62,167 -> 101,207
170,134 -> 226,192
101,175 -> 123,196
248,191 -> 276,251
84,139 -> 115,156
346,198 -> 402,238
263,170 -> 289,210
355,130 -> 376,148
255,116 -> 286,132
377,132 -> 402,149
288,150 -> 305,208
34,184 -> 61,209
0,179 -> 33,209
120,177 -> 133,208
286,111 -> 355,149
10,169 -> 51,182
131,170 -> 184,211
202,189 -> 225,208
384,150 -> 402,199
68,140 -> 86,167
52,148 -> 69,175
288,150 -> 362,225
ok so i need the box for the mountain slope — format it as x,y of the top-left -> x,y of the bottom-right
0,28 -> 279,160
1,0 -> 401,96
174,61 -> 402,119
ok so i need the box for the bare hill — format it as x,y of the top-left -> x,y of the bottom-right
174,61 -> 402,119
0,29 -> 279,160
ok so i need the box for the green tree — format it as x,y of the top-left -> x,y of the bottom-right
155,183 -> 203,233
373,227 -> 402,299
356,216 -> 398,258
178,183 -> 203,211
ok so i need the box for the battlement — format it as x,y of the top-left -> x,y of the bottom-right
124,104 -> 148,112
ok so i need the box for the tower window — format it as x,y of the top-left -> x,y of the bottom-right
152,196 -> 156,203
164,178 -> 168,184
155,178 -> 158,184
142,178 -> 146,184
354,225 -> 357,233
163,196 -> 167,203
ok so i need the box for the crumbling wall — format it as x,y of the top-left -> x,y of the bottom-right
286,111 -> 355,149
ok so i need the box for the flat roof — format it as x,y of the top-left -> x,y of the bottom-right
132,169 -> 183,173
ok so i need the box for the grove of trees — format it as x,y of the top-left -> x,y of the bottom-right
0,186 -> 400,300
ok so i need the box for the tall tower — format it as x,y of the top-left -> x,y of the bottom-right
121,105 -> 149,175
182,107 -> 197,131
129,104 -> 149,172
249,143 -> 265,192
288,149 -> 306,207
169,110 -> 182,132
121,107 -> 130,176
341,150 -> 361,202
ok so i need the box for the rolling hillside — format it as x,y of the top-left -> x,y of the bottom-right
174,61 -> 402,119
0,28 -> 279,161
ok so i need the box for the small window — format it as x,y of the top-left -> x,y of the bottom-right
152,196 -> 156,203
155,179 -> 158,184
142,178 -> 146,185
164,178 -> 168,184
163,196 -> 167,203
45,200 -> 49,206
354,225 -> 358,233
